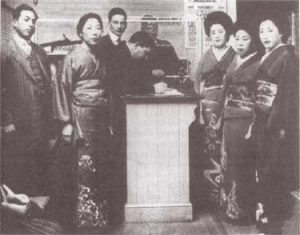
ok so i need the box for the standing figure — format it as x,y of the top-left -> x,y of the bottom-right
254,11 -> 298,234
1,3 -> 54,198
219,20 -> 261,224
1,4 -> 61,233
96,8 -> 129,223
193,11 -> 235,206
54,13 -> 109,230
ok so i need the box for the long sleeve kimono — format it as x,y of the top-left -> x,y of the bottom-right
193,46 -> 235,205
254,44 -> 298,231
219,52 -> 260,223
54,44 -> 109,229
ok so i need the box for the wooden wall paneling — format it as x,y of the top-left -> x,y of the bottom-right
178,103 -> 195,202
145,104 -> 158,204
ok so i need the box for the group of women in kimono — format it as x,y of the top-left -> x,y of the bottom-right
194,10 -> 298,234
52,7 -> 298,234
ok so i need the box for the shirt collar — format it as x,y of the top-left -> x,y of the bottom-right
13,33 -> 32,55
108,30 -> 121,45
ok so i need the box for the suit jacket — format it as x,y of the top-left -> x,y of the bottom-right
97,34 -> 131,132
126,58 -> 155,95
1,38 -> 52,149
148,38 -> 181,75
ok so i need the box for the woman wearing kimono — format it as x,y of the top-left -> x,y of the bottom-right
218,20 -> 261,224
253,11 -> 298,234
194,11 -> 235,205
54,13 -> 109,230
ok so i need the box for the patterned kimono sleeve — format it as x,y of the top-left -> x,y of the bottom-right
53,54 -> 74,123
267,51 -> 298,130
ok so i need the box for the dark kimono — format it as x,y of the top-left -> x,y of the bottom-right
54,44 -> 109,229
219,53 -> 260,223
193,47 -> 235,205
253,44 -> 298,231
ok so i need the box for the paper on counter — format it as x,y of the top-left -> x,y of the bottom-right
156,88 -> 184,96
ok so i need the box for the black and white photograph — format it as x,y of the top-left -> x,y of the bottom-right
0,0 -> 299,234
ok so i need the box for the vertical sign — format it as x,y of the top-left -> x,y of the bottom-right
184,0 -> 228,49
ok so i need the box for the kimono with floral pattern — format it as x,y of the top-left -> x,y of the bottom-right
219,52 -> 260,223
54,44 -> 109,229
194,47 -> 235,205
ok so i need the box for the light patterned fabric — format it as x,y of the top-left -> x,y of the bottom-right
194,47 -> 235,206
55,43 -> 109,229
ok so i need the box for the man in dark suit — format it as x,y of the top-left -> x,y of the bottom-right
1,4 -> 54,197
97,7 -> 130,224
1,4 -> 61,234
140,15 -> 182,77
98,7 -> 129,137
125,31 -> 168,95
97,8 -> 167,223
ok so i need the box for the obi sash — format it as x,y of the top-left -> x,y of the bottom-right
255,80 -> 278,112
72,79 -> 108,107
227,98 -> 255,112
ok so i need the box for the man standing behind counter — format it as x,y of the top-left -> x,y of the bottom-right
98,7 -> 129,136
125,31 -> 168,95
96,7 -> 129,224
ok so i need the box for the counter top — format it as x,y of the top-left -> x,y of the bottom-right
123,90 -> 200,104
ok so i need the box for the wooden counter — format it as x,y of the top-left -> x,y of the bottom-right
123,92 -> 199,222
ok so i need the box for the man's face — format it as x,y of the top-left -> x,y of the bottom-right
132,45 -> 151,59
109,14 -> 127,37
13,10 -> 37,40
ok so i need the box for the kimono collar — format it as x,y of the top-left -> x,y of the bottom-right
108,30 -> 122,45
13,33 -> 32,56
235,51 -> 257,70
212,45 -> 231,62
261,43 -> 285,64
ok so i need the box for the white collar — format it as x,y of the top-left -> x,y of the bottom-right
108,30 -> 121,45
13,33 -> 32,55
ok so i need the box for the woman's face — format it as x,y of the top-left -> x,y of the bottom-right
259,20 -> 282,52
80,18 -> 102,46
210,24 -> 227,48
235,29 -> 252,57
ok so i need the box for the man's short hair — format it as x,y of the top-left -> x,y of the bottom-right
128,31 -> 155,48
108,7 -> 127,22
13,4 -> 38,20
